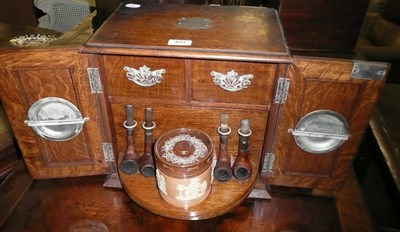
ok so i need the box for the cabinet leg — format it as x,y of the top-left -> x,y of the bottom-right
103,172 -> 122,189
248,183 -> 272,199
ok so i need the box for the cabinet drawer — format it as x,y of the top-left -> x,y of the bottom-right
102,56 -> 185,101
191,60 -> 277,106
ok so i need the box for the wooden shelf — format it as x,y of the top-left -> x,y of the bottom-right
118,152 -> 259,220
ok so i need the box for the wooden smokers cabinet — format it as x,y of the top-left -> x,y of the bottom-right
0,4 -> 388,220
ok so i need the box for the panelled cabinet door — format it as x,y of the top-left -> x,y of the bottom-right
265,56 -> 388,190
0,48 -> 109,178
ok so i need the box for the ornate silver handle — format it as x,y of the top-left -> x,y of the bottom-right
124,65 -> 166,87
210,70 -> 254,92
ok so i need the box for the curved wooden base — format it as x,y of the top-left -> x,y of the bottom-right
118,153 -> 259,220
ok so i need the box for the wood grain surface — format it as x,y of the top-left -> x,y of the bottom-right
82,3 -> 292,62
0,49 -> 109,178
264,57 -> 386,190
1,174 -> 345,231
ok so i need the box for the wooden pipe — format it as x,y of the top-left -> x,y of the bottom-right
232,119 -> 252,181
214,113 -> 233,182
119,105 -> 139,175
139,107 -> 156,177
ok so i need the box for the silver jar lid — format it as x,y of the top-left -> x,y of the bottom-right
154,128 -> 213,178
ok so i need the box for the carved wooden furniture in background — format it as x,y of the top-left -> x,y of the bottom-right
0,0 -> 38,27
369,83 -> 400,195
0,103 -> 18,181
278,0 -> 370,53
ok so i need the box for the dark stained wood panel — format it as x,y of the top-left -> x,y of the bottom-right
369,84 -> 400,194
92,0 -> 207,30
279,0 -> 370,52
0,102 -> 19,182
0,161 -> 32,227
84,3 -> 291,61
0,0 -> 37,27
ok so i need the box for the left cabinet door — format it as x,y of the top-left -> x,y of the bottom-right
0,48 -> 109,178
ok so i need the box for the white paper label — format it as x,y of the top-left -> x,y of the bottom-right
168,39 -> 192,46
125,3 -> 141,8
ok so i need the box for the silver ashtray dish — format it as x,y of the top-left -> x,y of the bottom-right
9,34 -> 57,47
289,110 -> 349,154
25,97 -> 88,141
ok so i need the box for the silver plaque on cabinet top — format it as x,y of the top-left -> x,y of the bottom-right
25,97 -> 88,141
288,110 -> 349,154
176,17 -> 211,29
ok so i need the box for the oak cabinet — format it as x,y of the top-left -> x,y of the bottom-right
0,3 -> 388,219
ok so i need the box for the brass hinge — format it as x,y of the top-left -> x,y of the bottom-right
261,153 -> 275,173
274,77 -> 290,104
87,67 -> 102,93
102,143 -> 114,162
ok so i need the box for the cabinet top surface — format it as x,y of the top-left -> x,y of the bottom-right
83,3 -> 291,61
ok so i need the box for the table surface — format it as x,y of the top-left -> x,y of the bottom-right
0,163 -> 375,232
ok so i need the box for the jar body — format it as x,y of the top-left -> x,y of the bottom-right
156,166 -> 212,207
154,128 -> 214,207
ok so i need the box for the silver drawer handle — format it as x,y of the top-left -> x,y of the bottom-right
24,117 -> 89,127
288,129 -> 349,141
211,70 -> 254,92
124,65 -> 166,87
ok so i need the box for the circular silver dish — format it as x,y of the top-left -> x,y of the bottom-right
9,34 -> 57,47
26,97 -> 85,141
291,110 -> 349,154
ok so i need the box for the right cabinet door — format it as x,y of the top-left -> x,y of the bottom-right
266,56 -> 388,190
